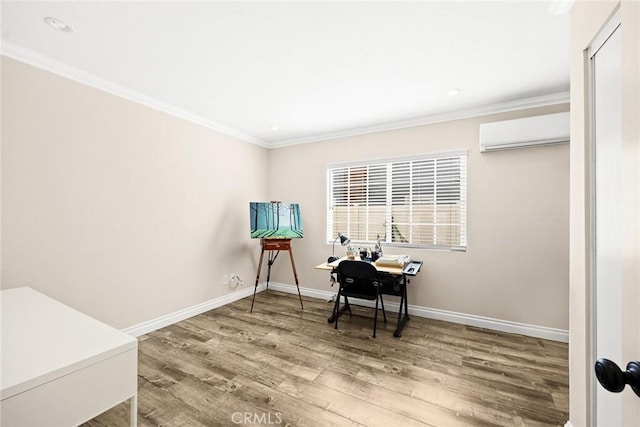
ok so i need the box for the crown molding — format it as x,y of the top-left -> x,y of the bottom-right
0,41 -> 269,148
269,91 -> 570,148
2,41 -> 569,151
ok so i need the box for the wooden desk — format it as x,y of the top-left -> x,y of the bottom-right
1,287 -> 138,426
315,257 -> 414,337
315,256 -> 405,275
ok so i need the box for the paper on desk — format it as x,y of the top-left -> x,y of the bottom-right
375,255 -> 410,267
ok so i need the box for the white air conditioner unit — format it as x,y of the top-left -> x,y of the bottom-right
479,111 -> 570,152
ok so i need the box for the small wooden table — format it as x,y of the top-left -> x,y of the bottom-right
315,257 -> 416,337
1,287 -> 138,426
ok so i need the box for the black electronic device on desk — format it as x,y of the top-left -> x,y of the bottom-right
402,260 -> 423,276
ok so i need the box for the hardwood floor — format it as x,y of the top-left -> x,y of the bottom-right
83,290 -> 569,426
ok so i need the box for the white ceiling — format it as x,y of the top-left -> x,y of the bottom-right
1,1 -> 570,148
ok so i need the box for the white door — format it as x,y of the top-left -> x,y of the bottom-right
592,16 -> 623,426
591,10 -> 640,426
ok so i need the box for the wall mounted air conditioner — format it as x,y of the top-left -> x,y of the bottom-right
479,111 -> 570,152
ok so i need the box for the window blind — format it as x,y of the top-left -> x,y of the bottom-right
327,151 -> 467,250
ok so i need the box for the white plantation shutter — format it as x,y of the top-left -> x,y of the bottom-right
327,151 -> 467,250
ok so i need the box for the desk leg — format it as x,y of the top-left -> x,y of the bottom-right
130,394 -> 137,426
328,292 -> 340,323
327,295 -> 350,323
393,276 -> 410,338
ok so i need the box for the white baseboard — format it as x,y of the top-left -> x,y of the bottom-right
266,281 -> 335,301
267,282 -> 569,343
121,283 -> 266,337
564,421 -> 573,427
122,281 -> 569,343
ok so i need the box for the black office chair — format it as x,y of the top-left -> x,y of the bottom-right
335,260 -> 387,338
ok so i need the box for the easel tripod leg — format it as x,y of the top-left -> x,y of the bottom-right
250,248 -> 265,313
288,248 -> 303,310
265,251 -> 277,291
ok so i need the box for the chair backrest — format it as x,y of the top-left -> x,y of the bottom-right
336,260 -> 380,300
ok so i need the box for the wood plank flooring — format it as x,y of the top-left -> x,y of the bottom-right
83,290 -> 569,427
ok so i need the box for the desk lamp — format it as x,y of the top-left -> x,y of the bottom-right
375,234 -> 385,257
327,233 -> 351,263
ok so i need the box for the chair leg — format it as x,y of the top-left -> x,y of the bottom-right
379,294 -> 387,323
335,290 -> 340,330
373,293 -> 379,338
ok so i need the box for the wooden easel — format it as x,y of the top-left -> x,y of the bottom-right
250,238 -> 304,312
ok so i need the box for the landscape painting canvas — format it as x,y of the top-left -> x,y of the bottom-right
250,202 -> 304,239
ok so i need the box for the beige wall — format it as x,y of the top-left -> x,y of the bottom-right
1,51 -> 572,337
1,56 -> 270,329
569,1 -> 640,426
269,104 -> 570,330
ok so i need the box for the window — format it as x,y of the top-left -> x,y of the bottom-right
327,151 -> 467,250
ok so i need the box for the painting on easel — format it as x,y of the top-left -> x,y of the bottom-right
249,202 -> 304,239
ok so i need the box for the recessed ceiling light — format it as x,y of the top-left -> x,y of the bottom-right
447,89 -> 461,96
44,17 -> 73,33
271,126 -> 279,131
548,0 -> 574,15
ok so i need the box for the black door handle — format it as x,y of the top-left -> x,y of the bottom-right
594,358 -> 640,397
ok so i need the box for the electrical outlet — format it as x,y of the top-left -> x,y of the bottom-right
222,274 -> 229,285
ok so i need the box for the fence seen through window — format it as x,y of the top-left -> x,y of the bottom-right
327,151 -> 467,250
